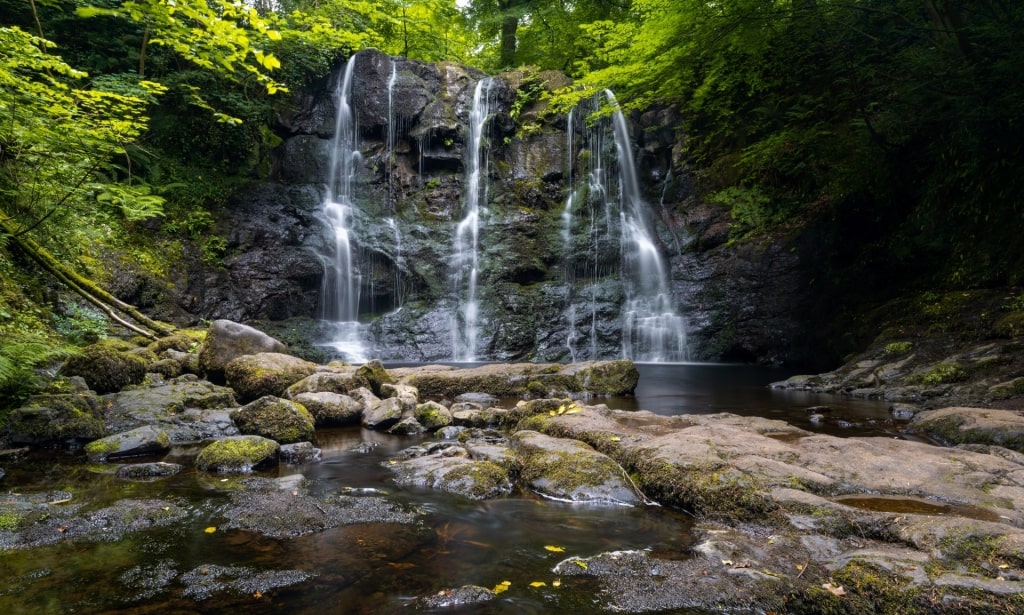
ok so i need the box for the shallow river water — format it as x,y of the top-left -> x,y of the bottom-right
0,364 -> 899,614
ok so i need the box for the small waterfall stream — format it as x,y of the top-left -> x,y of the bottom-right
319,54 -> 369,362
451,77 -> 494,362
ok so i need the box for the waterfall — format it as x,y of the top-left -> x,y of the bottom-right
386,60 -> 398,212
386,217 -> 403,310
319,54 -> 369,362
605,90 -> 687,362
561,91 -> 687,362
451,77 -> 494,362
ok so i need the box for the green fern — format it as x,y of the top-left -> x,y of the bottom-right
0,335 -> 72,411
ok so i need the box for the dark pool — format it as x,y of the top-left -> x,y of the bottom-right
0,363 -> 899,613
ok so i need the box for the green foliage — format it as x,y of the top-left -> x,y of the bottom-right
54,301 -> 109,344
882,341 -> 912,355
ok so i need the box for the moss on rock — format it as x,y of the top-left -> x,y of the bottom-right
231,396 -> 315,444
195,435 -> 280,472
59,342 -> 148,394
225,352 -> 317,403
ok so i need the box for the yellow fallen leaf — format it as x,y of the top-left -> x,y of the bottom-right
549,410 -> 556,416
998,563 -> 1009,569
544,545 -> 565,553
721,559 -> 733,566
493,580 -> 511,594
204,526 -> 217,534
609,436 -> 621,442
795,564 -> 805,571
552,578 -> 562,587
574,560 -> 588,570
529,581 -> 546,588
565,407 -> 580,414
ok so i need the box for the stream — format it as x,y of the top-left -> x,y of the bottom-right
0,364 -> 898,614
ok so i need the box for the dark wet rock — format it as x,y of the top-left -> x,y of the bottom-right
100,376 -> 238,436
180,564 -> 315,601
0,497 -> 187,551
416,585 -> 495,609
220,477 -> 417,538
0,468 -> 4,481
362,396 -> 403,430
115,462 -> 184,480
280,441 -> 322,464
59,342 -> 148,394
224,352 -> 317,403
511,430 -> 644,505
389,442 -> 513,500
194,435 -> 279,473
118,559 -> 178,602
436,425 -> 467,440
232,396 -> 315,444
890,404 -> 918,420
290,391 -> 363,426
908,407 -> 1024,452
84,426 -> 171,461
5,392 -> 105,445
414,401 -> 452,431
197,320 -> 287,381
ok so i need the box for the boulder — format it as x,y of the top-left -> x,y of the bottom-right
84,426 -> 171,461
6,394 -> 105,445
389,443 -> 513,500
289,391 -> 363,426
225,352 -> 317,403
510,430 -> 644,504
389,417 -> 427,435
197,320 -> 287,381
285,370 -> 357,396
232,397 -> 315,444
195,435 -> 280,472
381,382 -> 419,412
353,359 -> 395,396
99,376 -> 238,441
59,342 -> 148,394
279,441 -> 322,464
362,396 -> 403,430
559,360 -> 640,395
414,401 -> 452,431
115,462 -> 183,480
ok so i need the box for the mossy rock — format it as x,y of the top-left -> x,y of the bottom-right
290,391 -> 362,426
908,407 -> 1024,452
59,342 -> 148,394
195,435 -> 280,473
353,360 -> 395,397
414,401 -> 452,431
6,393 -> 105,444
560,360 -> 640,395
225,352 -> 317,403
84,426 -> 171,461
232,396 -> 315,444
197,319 -> 287,381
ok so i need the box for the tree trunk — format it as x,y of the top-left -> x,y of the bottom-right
1,215 -> 174,339
499,13 -> 518,68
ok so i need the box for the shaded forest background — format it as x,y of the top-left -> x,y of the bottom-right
1,0 -> 1022,407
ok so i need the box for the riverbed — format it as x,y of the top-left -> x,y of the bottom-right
0,364 -> 899,614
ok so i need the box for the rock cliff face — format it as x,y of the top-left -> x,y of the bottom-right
148,49 -> 813,365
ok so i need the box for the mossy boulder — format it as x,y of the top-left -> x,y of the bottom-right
560,360 -> 640,395
510,430 -> 644,504
414,401 -> 452,431
389,446 -> 513,500
353,359 -> 395,396
290,391 -> 363,426
6,392 -> 105,444
197,320 -> 287,382
84,426 -> 171,461
195,435 -> 280,473
59,342 -> 148,394
231,396 -> 315,444
225,352 -> 317,403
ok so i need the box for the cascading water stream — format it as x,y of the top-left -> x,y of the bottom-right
451,77 -> 494,362
604,90 -> 688,362
319,54 -> 368,362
